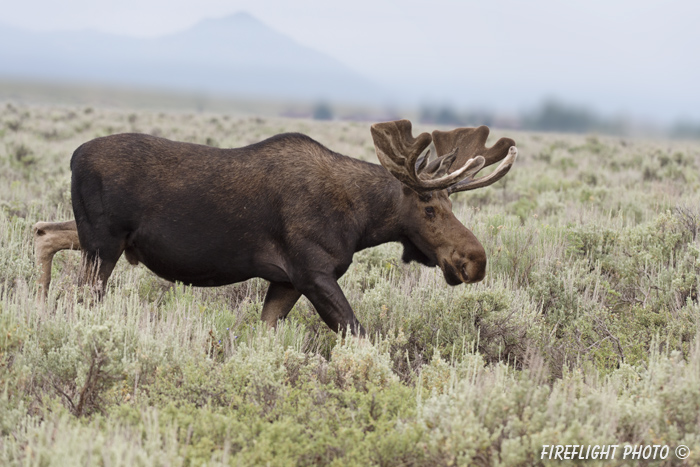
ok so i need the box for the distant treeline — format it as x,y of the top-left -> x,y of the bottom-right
417,99 -> 700,139
311,98 -> 700,138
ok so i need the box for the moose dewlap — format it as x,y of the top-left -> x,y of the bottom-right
35,120 -> 517,335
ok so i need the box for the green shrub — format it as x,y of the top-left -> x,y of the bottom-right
2,103 -> 700,465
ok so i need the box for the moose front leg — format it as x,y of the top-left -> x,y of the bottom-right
261,281 -> 302,327
295,275 -> 365,336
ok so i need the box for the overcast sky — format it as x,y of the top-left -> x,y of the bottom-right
2,0 -> 699,122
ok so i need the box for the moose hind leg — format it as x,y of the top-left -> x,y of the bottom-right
261,281 -> 302,328
78,238 -> 124,299
33,220 -> 80,300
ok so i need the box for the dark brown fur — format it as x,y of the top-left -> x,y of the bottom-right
65,131 -> 496,335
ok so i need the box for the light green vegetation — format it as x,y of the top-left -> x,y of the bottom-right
1,102 -> 699,466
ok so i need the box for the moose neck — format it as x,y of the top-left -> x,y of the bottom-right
351,164 -> 408,252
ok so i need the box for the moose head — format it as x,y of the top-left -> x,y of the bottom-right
371,119 -> 517,287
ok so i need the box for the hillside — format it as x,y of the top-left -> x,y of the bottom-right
0,12 -> 385,103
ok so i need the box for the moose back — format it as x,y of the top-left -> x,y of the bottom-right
35,120 -> 517,334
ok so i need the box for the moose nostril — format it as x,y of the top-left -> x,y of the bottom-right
461,263 -> 469,281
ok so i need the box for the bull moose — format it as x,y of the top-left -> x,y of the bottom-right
34,120 -> 517,335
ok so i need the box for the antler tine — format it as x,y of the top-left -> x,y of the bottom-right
371,120 -> 430,184
371,120 -> 475,192
430,125 -> 517,195
447,146 -> 518,194
433,126 -> 515,169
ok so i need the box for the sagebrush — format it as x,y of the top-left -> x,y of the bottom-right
1,103 -> 699,466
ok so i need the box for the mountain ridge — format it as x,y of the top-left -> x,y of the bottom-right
0,12 -> 387,103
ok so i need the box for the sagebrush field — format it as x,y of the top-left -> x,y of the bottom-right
1,103 -> 699,466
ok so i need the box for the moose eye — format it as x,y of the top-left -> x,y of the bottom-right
425,206 -> 435,218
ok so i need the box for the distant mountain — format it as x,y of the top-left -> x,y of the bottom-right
0,12 -> 386,103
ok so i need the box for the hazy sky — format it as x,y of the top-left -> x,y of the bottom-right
2,0 -> 699,121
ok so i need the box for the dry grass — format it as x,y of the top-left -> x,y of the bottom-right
1,102 -> 699,465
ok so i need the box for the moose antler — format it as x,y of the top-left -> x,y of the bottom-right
371,120 -> 485,193
430,126 -> 518,194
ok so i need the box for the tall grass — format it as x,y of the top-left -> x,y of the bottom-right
1,103 -> 699,465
